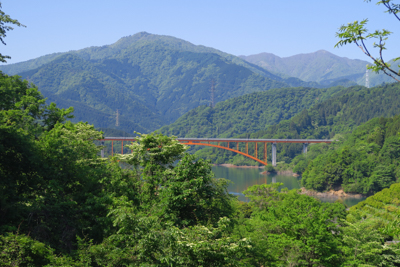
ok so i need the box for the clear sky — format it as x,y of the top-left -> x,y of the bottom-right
1,0 -> 398,65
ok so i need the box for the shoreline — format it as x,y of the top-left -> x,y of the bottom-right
299,187 -> 366,199
259,170 -> 298,176
214,163 -> 264,169
214,164 -> 299,176
213,165 -> 367,201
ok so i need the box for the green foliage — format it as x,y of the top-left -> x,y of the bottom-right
340,219 -> 400,266
243,183 -> 283,210
265,164 -> 276,173
0,233 -> 54,266
349,183 -> 400,226
234,184 -> 346,266
335,0 -> 400,82
160,86 -> 345,139
0,73 -> 245,265
0,73 -> 137,253
380,216 -> 400,238
0,4 -> 25,63
5,67 -> 400,265
117,132 -> 235,227
192,82 -> 400,166
358,58 -> 400,86
0,73 -> 73,134
159,154 -> 234,226
0,32 -> 302,134
80,216 -> 251,267
302,115 -> 400,194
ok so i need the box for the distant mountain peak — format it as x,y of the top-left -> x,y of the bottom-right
240,50 -> 370,84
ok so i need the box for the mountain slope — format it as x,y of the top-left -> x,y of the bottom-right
193,82 -> 400,165
159,86 -> 346,138
19,53 -> 164,132
240,50 -> 370,86
356,59 -> 400,87
3,32 -> 319,133
302,115 -> 400,194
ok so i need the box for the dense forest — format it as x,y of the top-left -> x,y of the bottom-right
193,82 -> 400,166
0,32 -> 324,134
3,73 -> 400,266
3,0 -> 400,264
302,115 -> 400,194
160,86 -> 346,138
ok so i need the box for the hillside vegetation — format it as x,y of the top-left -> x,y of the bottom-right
193,82 -> 400,165
160,86 -> 346,138
302,115 -> 400,194
348,183 -> 400,225
5,72 -> 396,266
0,32 -> 321,134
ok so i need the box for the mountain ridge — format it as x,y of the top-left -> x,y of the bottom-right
239,50 -> 370,85
4,32 -> 303,133
1,32 -> 385,134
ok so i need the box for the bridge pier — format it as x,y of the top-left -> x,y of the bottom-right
97,137 -> 334,165
272,143 -> 277,167
302,143 -> 308,154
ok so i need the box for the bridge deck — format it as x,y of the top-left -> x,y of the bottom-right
98,137 -> 335,166
99,137 -> 334,144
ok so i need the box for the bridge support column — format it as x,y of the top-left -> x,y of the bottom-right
272,143 -> 277,167
101,141 -> 105,158
302,143 -> 308,154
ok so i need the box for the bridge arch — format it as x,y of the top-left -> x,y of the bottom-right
99,137 -> 333,166
181,141 -> 267,165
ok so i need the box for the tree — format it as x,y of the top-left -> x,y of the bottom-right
159,154 -> 234,227
117,132 -> 235,227
335,0 -> 400,82
0,3 -> 25,62
341,220 -> 400,266
238,185 -> 346,266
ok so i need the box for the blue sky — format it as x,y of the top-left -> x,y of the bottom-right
1,0 -> 399,65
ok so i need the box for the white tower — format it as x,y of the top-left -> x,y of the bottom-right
116,109 -> 120,127
365,68 -> 370,88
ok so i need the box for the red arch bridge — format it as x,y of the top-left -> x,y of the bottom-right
98,137 -> 334,166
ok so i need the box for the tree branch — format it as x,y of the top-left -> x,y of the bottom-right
356,41 -> 400,83
382,1 -> 400,21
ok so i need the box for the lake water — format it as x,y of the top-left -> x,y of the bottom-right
211,165 -> 366,207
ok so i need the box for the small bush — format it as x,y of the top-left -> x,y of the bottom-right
0,233 -> 54,266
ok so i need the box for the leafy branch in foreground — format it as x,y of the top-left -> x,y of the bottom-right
0,3 -> 25,62
335,0 -> 400,82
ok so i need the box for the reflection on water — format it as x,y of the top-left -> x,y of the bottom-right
212,166 -> 300,202
212,166 -> 366,206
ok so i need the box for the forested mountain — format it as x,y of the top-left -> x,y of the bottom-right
302,115 -> 400,194
0,32 -> 320,133
3,71 -> 400,266
239,50 -> 394,87
193,82 -> 400,165
160,86 -> 346,138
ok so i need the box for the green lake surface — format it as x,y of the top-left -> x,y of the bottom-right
211,165 -> 366,207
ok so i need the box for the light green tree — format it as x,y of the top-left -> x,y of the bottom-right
341,220 -> 400,266
335,0 -> 400,82
237,184 -> 346,266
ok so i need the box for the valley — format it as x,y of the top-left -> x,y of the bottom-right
2,3 -> 400,261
